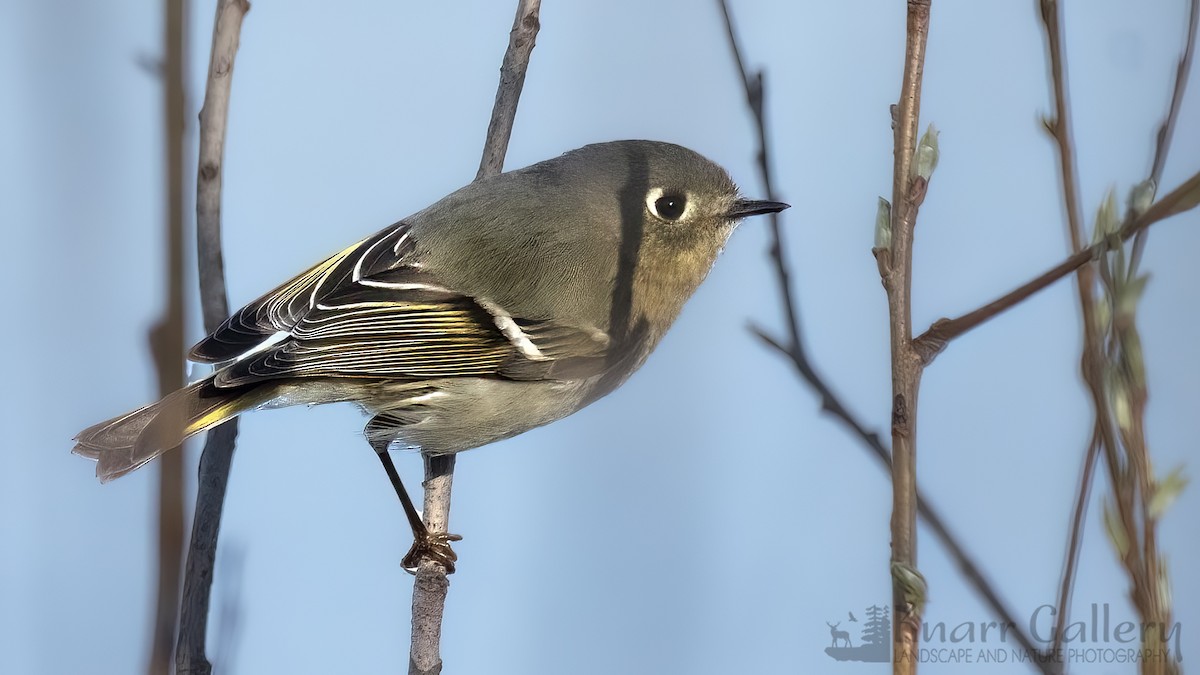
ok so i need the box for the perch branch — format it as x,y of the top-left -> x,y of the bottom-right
476,0 -> 542,181
408,2 -> 541,674
176,2 -> 250,673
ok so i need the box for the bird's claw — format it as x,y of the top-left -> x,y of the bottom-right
402,530 -> 463,574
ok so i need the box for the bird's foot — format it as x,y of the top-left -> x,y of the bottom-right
402,530 -> 463,574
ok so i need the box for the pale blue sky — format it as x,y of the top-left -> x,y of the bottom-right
2,1 -> 1197,674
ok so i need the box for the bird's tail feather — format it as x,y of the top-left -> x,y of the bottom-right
73,377 -> 273,482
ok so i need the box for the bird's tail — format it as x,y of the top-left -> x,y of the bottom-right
73,377 -> 274,482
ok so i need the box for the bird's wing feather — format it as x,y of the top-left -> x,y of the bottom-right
196,222 -> 611,387
188,226 -> 392,363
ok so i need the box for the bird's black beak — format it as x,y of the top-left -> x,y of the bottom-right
727,198 -> 790,219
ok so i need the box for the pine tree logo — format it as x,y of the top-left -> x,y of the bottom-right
824,605 -> 890,662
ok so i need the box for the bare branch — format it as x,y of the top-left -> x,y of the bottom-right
176,1 -> 250,673
1129,0 -> 1199,275
716,0 -> 799,354
884,3 -> 932,670
1038,0 -> 1088,255
912,169 -> 1200,361
410,456 -> 455,675
476,0 -> 542,181
410,2 -> 541,673
1051,432 -> 1100,659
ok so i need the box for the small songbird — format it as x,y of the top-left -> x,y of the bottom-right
74,140 -> 788,570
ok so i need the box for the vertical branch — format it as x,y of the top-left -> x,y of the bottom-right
880,2 -> 932,672
409,456 -> 454,675
176,1 -> 250,674
147,1 -> 187,672
408,2 -> 541,674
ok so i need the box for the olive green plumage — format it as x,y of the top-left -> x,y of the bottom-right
74,140 -> 787,482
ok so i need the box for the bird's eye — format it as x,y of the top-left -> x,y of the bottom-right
650,193 -> 688,221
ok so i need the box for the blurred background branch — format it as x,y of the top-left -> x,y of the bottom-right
1038,1 -> 1195,671
146,1 -> 187,672
1128,0 -> 1200,275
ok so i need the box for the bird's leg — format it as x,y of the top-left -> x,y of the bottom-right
374,448 -> 461,573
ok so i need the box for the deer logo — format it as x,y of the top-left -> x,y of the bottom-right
827,621 -> 852,648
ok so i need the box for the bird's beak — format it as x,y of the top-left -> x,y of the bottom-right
727,198 -> 790,219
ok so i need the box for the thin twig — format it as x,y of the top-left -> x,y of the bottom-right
716,1 -> 801,355
1039,0 -> 1088,253
1128,0 -> 1199,276
718,2 -> 1049,667
1051,432 -> 1100,660
176,2 -> 250,673
408,2 -> 541,673
475,0 -> 542,181
912,168 -> 1200,361
148,2 -> 187,672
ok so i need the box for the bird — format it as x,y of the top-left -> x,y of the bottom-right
849,611 -> 858,622
74,140 -> 789,571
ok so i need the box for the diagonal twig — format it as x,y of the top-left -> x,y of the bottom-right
176,2 -> 250,673
911,168 -> 1200,362
716,0 -> 802,357
1128,0 -> 1199,277
1051,431 -> 1100,662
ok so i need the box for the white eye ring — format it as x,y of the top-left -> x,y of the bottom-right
645,187 -> 692,221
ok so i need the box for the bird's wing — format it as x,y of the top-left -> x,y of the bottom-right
192,223 -> 611,388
